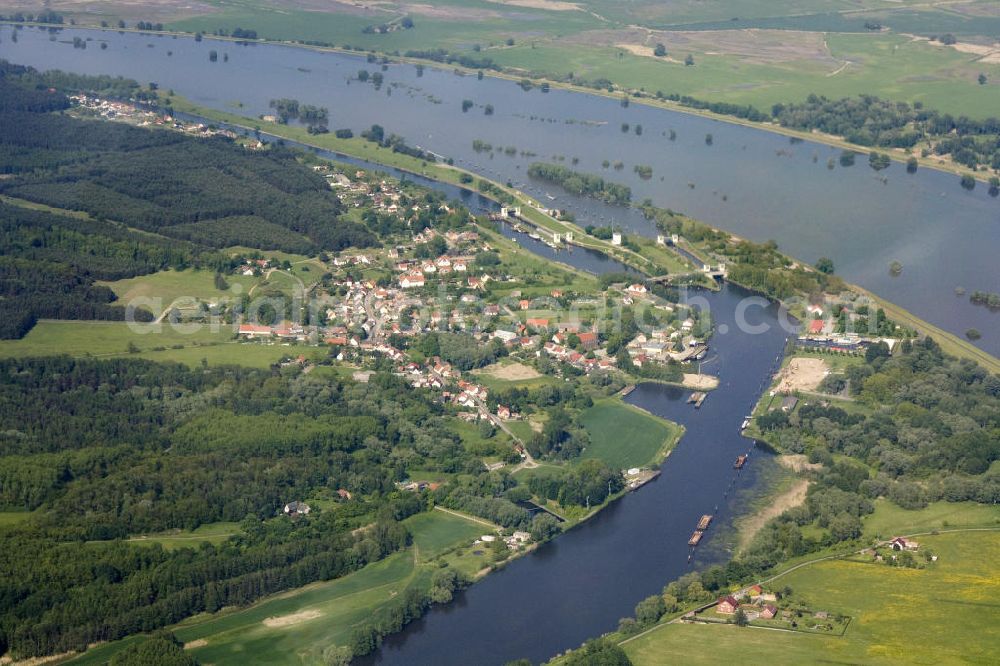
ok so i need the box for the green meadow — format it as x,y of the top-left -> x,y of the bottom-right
862,499 -> 1000,539
579,398 -> 682,469
406,509 -> 486,558
100,268 -> 258,317
623,529 -> 1000,665
121,522 -> 243,551
0,320 -> 321,368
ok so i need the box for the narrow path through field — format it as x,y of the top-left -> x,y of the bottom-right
434,506 -> 498,529
826,60 -> 852,77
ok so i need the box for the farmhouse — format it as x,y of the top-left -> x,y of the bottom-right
238,323 -> 273,339
716,595 -> 739,615
890,537 -> 919,551
577,332 -> 598,350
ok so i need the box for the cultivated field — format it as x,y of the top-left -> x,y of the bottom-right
579,398 -> 682,469
624,528 -> 1000,665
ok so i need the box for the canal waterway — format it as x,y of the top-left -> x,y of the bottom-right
1,25 -> 997,354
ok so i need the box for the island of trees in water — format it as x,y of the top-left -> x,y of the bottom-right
527,162 -> 632,206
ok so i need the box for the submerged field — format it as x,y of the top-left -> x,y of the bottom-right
623,527 -> 1000,665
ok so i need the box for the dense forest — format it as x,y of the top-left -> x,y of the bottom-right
759,337 -> 1000,503
0,201 -> 240,338
0,62 -> 380,338
0,351 -> 610,660
0,62 -> 376,254
0,356 -> 519,658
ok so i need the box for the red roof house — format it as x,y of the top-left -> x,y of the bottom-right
717,596 -> 739,615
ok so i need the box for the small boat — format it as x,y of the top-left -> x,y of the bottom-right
697,514 -> 713,530
688,530 -> 704,546
741,418 -> 750,430
528,232 -> 541,240
734,454 -> 748,469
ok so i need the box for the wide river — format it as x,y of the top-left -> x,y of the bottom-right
2,25 -> 998,355
0,26 -> 986,664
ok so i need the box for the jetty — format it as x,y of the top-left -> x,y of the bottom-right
626,469 -> 660,491
697,514 -> 713,530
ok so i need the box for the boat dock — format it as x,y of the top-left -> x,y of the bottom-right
688,391 -> 707,407
688,531 -> 704,546
621,384 -> 636,397
625,468 -> 661,491
697,514 -> 713,530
